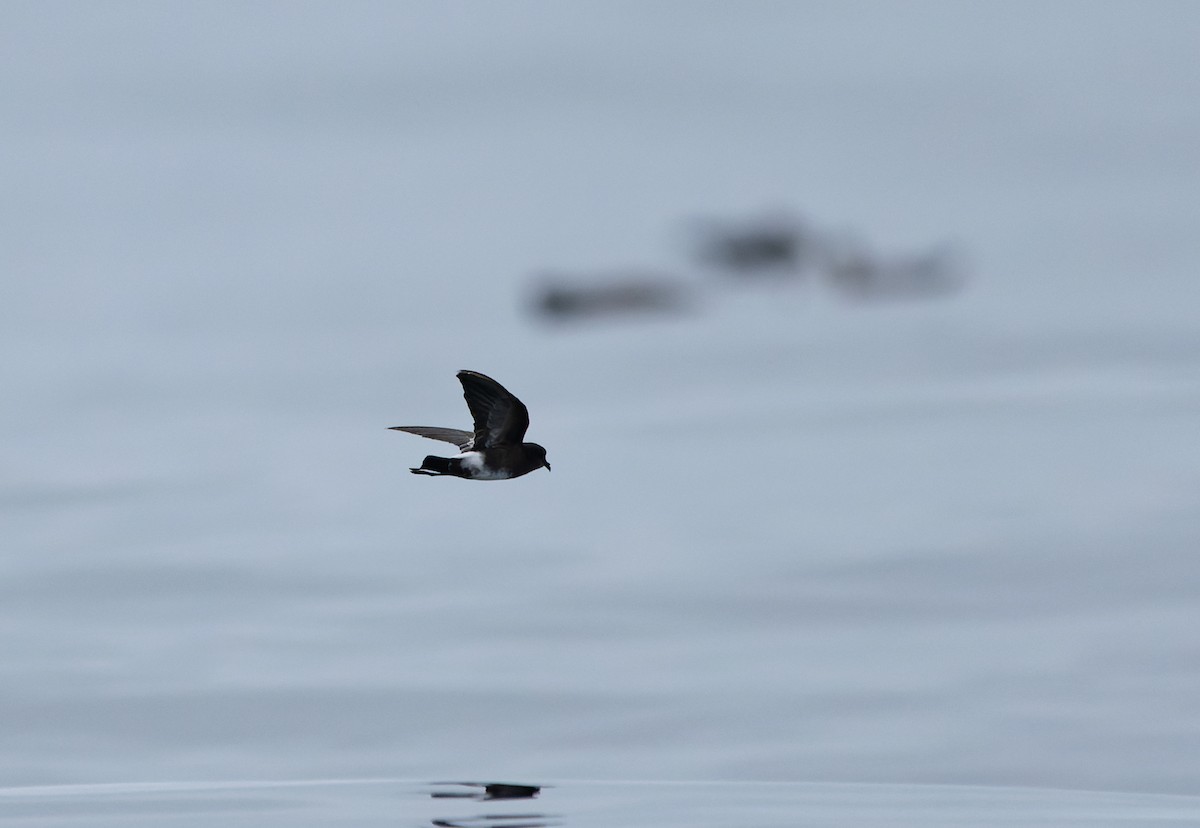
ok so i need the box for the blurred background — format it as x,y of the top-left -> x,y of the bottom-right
3,0 -> 1199,797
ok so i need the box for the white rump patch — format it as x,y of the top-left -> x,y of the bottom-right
455,451 -> 510,480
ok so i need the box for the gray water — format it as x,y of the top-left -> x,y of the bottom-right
3,2 -> 1200,822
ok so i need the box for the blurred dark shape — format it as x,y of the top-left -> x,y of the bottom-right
429,785 -> 554,828
481,784 -> 542,801
431,782 -> 543,800
690,210 -> 813,277
822,238 -> 968,302
530,273 -> 693,322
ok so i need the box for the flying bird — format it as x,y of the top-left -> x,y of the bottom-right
390,370 -> 551,480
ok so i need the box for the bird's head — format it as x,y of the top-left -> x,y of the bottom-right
528,443 -> 551,472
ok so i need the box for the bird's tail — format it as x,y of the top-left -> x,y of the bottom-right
410,455 -> 453,476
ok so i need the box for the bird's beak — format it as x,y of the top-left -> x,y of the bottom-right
544,461 -> 552,472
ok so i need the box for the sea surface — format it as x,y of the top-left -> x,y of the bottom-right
3,3 -> 1200,824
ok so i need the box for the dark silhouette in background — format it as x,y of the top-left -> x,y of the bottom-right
526,207 -> 967,325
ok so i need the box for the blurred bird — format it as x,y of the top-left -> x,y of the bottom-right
390,370 -> 551,480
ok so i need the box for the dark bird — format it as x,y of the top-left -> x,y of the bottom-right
390,370 -> 551,480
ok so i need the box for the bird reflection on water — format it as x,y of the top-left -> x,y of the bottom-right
429,782 -> 554,828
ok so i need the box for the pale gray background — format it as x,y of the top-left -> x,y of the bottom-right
3,1 -> 1199,798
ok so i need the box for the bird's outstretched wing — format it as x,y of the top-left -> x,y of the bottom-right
457,370 -> 530,448
388,426 -> 474,451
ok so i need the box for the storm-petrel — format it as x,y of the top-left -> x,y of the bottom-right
390,370 -> 551,480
